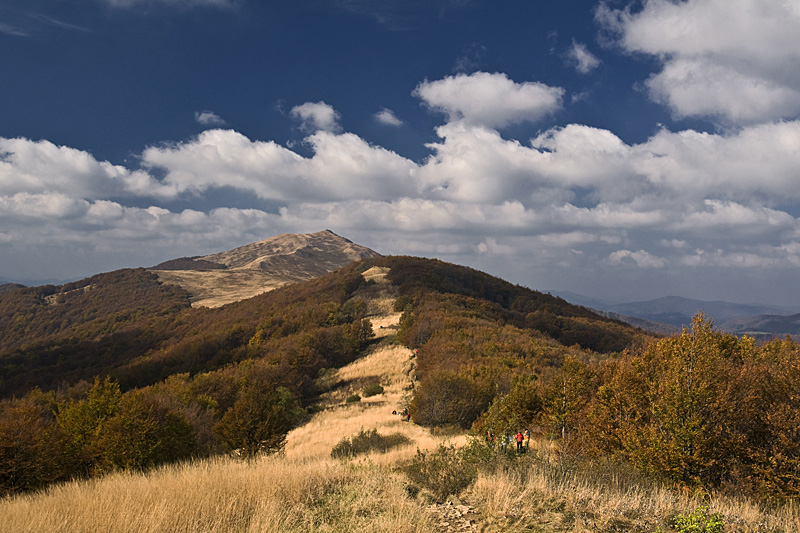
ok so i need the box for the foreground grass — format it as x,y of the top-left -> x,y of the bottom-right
4,446 -> 798,533
470,461 -> 800,532
0,454 -> 435,533
457,438 -> 800,533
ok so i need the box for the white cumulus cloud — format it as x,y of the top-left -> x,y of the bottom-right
413,72 -> 564,128
4,70 -> 800,303
140,128 -> 418,202
374,108 -> 404,126
607,249 -> 667,268
194,110 -> 226,127
0,137 -> 176,199
598,0 -> 800,124
290,101 -> 342,133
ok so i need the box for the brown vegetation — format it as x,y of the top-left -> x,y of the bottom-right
1,253 -> 798,530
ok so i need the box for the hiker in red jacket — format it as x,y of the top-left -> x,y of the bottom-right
516,431 -> 523,451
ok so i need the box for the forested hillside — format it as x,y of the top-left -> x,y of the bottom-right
393,263 -> 800,502
1,256 -> 798,507
0,260 -> 378,493
0,269 -> 191,396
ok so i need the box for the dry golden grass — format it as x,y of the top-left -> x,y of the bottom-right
151,269 -> 288,308
285,341 -> 466,462
359,266 -> 399,319
468,445 -> 800,533
0,300 -> 452,533
285,285 -> 469,462
0,455 -> 435,533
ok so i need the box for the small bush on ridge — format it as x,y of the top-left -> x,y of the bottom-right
331,428 -> 411,459
672,505 -> 724,533
361,383 -> 384,397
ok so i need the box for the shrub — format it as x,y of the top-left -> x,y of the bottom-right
314,368 -> 339,394
672,505 -> 724,533
331,428 -> 411,459
412,371 -> 492,429
213,385 -> 305,457
477,374 -> 541,437
98,392 -> 195,471
401,444 -> 477,503
0,397 -> 71,495
346,394 -> 361,403
361,383 -> 384,397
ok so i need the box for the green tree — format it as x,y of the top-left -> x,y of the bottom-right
411,371 -> 493,429
588,314 -> 745,487
213,385 -> 305,456
542,355 -> 592,440
477,374 -> 542,436
640,314 -> 741,484
735,336 -> 800,498
56,376 -> 122,474
98,392 -> 195,471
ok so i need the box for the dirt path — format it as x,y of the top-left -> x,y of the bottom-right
283,267 -> 482,531
425,499 -> 482,532
284,266 -> 466,460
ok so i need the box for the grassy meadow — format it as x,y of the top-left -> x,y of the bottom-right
3,438 -> 798,532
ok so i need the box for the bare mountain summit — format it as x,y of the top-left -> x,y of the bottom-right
150,230 -> 380,308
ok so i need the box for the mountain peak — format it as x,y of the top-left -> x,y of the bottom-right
202,230 -> 372,272
150,231 -> 380,307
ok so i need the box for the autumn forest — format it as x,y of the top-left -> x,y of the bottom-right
1,256 -> 798,510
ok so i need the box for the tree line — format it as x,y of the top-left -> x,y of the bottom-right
401,291 -> 800,502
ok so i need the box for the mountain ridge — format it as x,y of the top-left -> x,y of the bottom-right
149,230 -> 380,307
549,290 -> 800,337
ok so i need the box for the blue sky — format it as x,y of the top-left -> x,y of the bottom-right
2,0 -> 800,306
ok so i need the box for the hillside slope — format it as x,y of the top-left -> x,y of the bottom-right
284,265 -> 466,461
3,255 -> 798,508
0,255 -> 642,399
721,312 -> 800,337
150,230 -> 380,307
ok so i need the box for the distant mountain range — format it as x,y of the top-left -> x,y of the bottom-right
549,291 -> 800,339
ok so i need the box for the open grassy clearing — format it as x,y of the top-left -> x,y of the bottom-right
467,445 -> 800,532
0,455 -> 435,533
285,279 -> 468,461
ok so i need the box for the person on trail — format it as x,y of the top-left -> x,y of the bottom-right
524,429 -> 530,449
516,431 -> 523,451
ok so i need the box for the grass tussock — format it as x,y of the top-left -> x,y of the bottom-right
471,466 -> 800,532
0,455 -> 435,533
